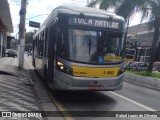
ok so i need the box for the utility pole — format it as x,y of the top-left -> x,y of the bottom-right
18,0 -> 27,68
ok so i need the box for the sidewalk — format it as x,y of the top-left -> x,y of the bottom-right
0,57 -> 44,120
0,57 -> 65,120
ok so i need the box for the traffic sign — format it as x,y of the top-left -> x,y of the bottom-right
29,21 -> 40,28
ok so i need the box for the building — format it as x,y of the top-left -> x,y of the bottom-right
0,0 -> 13,58
127,22 -> 160,62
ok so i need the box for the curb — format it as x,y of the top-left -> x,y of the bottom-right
25,68 -> 34,86
124,73 -> 160,91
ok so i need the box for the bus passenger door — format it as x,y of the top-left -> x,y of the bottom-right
32,39 -> 35,67
47,25 -> 57,89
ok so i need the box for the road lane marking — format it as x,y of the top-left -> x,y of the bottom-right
47,91 -> 74,120
109,91 -> 156,111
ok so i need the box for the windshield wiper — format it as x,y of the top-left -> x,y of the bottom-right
87,35 -> 92,55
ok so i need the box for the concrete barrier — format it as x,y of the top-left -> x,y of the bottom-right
124,73 -> 160,91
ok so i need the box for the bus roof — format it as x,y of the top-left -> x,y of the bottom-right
56,6 -> 124,19
34,6 -> 125,37
43,6 -> 124,26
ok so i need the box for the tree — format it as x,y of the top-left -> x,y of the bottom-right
25,31 -> 34,44
88,0 -> 160,72
25,31 -> 35,51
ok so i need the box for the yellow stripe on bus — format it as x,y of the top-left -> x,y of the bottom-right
104,56 -> 122,61
126,58 -> 134,62
71,66 -> 120,78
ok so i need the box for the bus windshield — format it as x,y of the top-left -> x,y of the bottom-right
57,28 -> 125,64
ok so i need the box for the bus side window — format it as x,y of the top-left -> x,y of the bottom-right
37,35 -> 40,56
44,28 -> 48,57
50,25 -> 57,51
36,37 -> 38,47
38,35 -> 41,57
39,35 -> 42,57
41,31 -> 44,57
57,30 -> 69,58
38,33 -> 44,57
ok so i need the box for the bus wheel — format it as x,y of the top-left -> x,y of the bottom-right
44,66 -> 56,91
48,81 -> 56,91
32,58 -> 35,67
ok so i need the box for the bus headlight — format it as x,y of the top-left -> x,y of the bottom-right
56,61 -> 73,75
118,68 -> 125,76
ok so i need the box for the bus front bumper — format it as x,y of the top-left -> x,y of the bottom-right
54,70 -> 124,91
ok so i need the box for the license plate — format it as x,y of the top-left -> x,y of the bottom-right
89,86 -> 102,90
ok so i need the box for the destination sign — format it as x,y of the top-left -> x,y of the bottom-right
69,17 -> 121,29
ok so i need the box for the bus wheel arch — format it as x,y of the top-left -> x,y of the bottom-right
44,65 -> 56,91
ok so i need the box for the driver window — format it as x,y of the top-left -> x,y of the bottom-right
97,32 -> 116,56
57,30 -> 69,58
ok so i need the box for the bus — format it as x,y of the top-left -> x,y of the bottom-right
32,6 -> 126,91
126,48 -> 136,62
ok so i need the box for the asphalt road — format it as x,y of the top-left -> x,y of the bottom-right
25,55 -> 160,120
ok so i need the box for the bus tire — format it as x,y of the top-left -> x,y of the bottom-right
33,58 -> 35,67
44,66 -> 56,91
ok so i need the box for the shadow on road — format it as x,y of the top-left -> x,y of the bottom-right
52,90 -> 117,111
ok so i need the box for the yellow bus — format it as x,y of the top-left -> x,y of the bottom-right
32,6 -> 126,91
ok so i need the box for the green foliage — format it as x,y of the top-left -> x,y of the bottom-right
126,70 -> 160,79
25,30 -> 37,51
25,31 -> 34,44
87,0 -> 101,7
87,0 -> 160,22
